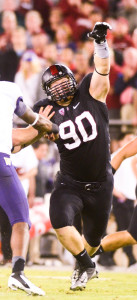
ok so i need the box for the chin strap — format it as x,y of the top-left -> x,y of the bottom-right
95,68 -> 109,76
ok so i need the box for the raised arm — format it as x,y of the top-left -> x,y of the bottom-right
88,22 -> 112,103
111,137 -> 137,171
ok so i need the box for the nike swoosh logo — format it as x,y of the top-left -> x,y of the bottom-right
73,102 -> 80,109
80,250 -> 86,256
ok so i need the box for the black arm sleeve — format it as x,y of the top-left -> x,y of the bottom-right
33,99 -> 48,113
112,166 -> 116,175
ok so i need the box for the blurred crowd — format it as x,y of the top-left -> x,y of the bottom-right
0,0 -> 136,145
0,0 -> 137,268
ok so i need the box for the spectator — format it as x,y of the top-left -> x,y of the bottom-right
82,39 -> 94,61
24,10 -> 45,48
14,50 -> 43,109
0,11 -> 17,50
17,0 -> 52,29
0,26 -> 27,81
95,0 -> 109,14
117,0 -> 137,34
42,42 -> 58,66
47,7 -> 64,41
59,47 -> 75,70
69,0 -> 94,42
31,31 -> 50,59
11,145 -> 38,205
33,0 -> 53,30
106,49 -> 123,152
10,26 -> 27,55
112,17 -> 134,52
108,0 -> 121,18
73,49 -> 92,83
0,0 -> 24,30
115,47 -> 137,128
57,0 -> 82,20
55,23 -> 77,52
80,0 -> 96,16
57,0 -> 92,42
88,7 -> 103,29
105,17 -> 124,66
16,0 -> 33,18
132,28 -> 137,48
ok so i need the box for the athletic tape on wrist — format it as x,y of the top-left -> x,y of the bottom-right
31,113 -> 39,126
94,40 -> 109,59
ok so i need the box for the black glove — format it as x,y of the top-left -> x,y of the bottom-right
87,22 -> 112,44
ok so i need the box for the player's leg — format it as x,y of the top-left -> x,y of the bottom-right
127,204 -> 137,245
55,225 -> 84,255
71,178 -> 113,291
50,177 -> 97,291
11,222 -> 29,258
92,204 -> 137,258
82,236 -> 100,256
102,230 -> 136,251
72,212 -> 100,256
49,175 -> 84,255
113,197 -> 135,265
0,154 -> 45,295
83,175 -> 113,255
50,186 -> 90,255
0,206 -> 12,263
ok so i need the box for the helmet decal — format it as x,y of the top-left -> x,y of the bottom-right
49,65 -> 59,76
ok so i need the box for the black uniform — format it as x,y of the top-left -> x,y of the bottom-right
128,186 -> 137,241
34,73 -> 114,247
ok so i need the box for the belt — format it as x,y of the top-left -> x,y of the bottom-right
73,181 -> 102,191
59,172 -> 102,191
83,182 -> 101,191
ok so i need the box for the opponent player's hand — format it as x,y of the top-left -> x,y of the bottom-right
87,22 -> 112,44
39,105 -> 59,141
39,105 -> 55,120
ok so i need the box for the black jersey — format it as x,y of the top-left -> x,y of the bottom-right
33,73 -> 111,182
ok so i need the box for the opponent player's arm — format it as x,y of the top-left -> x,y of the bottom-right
111,137 -> 137,171
15,98 -> 58,134
12,126 -> 43,153
88,22 -> 112,103
12,105 -> 58,153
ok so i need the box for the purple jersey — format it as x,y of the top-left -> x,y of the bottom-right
0,153 -> 31,227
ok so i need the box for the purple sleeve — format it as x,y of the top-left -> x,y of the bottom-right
14,97 -> 28,117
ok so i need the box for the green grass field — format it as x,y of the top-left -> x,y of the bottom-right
0,268 -> 137,300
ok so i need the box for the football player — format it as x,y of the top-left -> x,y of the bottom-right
0,81 -> 58,295
91,136 -> 137,258
33,22 -> 113,290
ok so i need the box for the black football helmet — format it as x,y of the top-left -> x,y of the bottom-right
42,64 -> 77,102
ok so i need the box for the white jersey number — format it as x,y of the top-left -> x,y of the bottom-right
59,111 -> 97,150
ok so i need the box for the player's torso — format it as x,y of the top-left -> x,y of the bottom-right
34,74 -> 111,182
